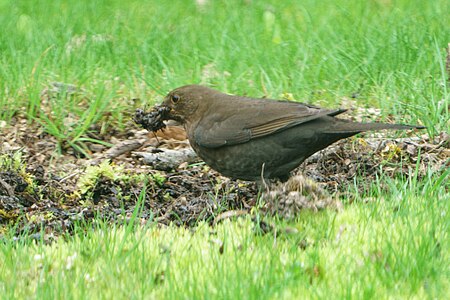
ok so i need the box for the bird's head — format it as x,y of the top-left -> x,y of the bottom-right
161,85 -> 217,124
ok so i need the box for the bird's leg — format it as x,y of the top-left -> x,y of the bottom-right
260,163 -> 270,192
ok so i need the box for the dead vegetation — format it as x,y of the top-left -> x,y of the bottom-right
0,91 -> 449,240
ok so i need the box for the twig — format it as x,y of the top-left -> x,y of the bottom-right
0,177 -> 15,197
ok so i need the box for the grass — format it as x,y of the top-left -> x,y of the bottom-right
1,0 -> 448,132
0,0 -> 449,298
1,171 -> 448,299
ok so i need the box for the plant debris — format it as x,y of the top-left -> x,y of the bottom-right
0,105 -> 448,241
263,175 -> 342,219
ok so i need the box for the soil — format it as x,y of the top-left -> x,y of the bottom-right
0,103 -> 448,242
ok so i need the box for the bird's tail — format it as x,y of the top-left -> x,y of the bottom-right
325,120 -> 425,134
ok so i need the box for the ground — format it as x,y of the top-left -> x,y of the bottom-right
1,101 -> 448,240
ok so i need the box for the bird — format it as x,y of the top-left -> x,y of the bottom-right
149,85 -> 424,181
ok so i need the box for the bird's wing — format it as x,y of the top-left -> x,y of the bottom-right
194,99 -> 346,148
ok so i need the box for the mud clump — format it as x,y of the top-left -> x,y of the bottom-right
134,106 -> 171,133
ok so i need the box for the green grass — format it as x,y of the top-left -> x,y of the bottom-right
1,0 -> 448,132
1,171 -> 448,299
0,0 -> 449,298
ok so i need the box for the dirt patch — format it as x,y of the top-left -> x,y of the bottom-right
0,111 -> 449,241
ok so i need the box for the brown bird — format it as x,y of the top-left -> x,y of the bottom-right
151,85 -> 424,181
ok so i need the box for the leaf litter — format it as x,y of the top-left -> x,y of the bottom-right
0,88 -> 449,241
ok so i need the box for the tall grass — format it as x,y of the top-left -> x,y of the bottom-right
0,0 -> 448,134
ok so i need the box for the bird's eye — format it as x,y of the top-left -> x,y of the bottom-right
171,95 -> 180,103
